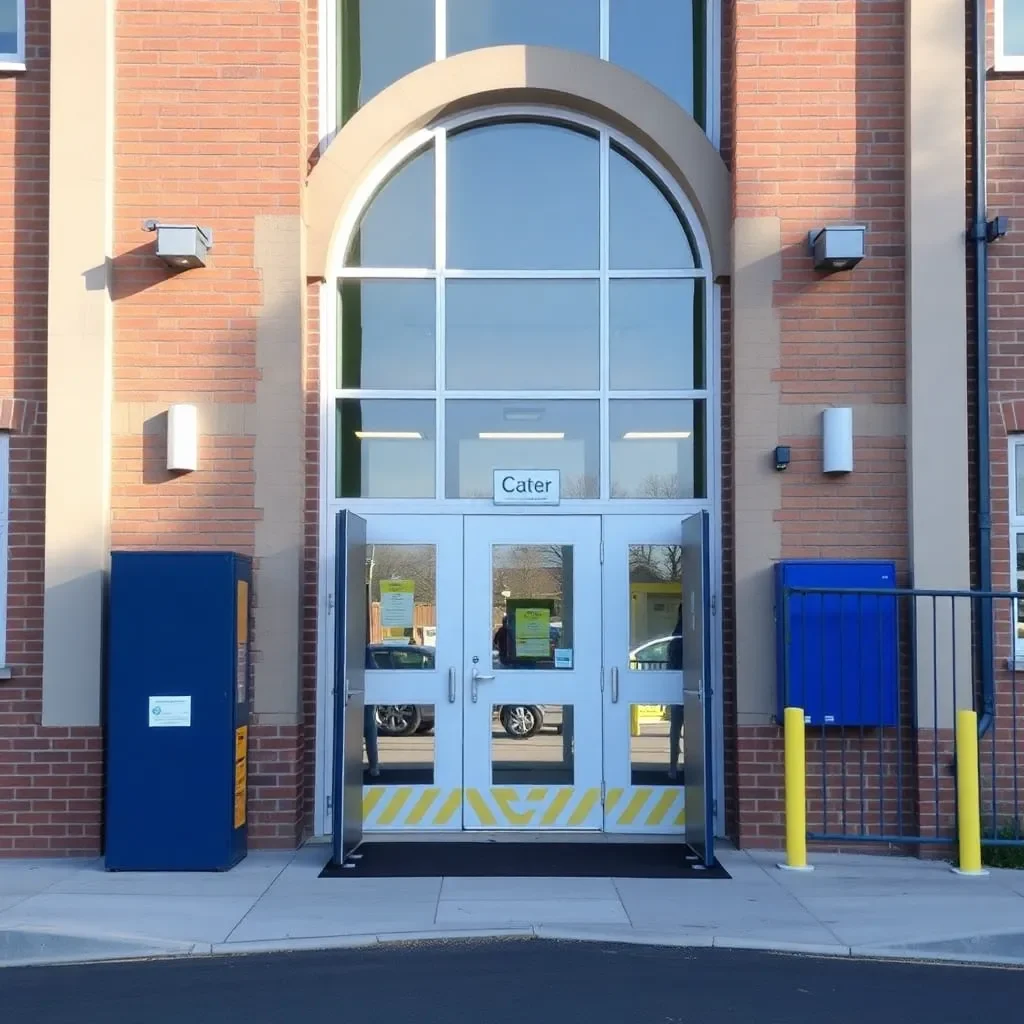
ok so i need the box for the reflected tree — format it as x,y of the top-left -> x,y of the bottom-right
366,544 -> 436,602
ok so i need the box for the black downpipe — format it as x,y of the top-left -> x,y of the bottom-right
973,0 -> 995,737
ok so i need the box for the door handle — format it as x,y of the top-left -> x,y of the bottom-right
471,666 -> 495,703
610,666 -> 619,704
448,667 -> 457,704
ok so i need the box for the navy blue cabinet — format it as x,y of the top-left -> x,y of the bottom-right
774,560 -> 898,727
105,552 -> 251,871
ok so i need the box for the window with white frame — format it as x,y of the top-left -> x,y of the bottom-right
0,0 -> 25,69
997,0 -> 1024,72
1010,438 -> 1024,658
334,1 -> 709,130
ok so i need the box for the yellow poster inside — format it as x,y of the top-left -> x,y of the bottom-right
234,725 -> 248,829
379,579 -> 415,634
514,606 -> 550,658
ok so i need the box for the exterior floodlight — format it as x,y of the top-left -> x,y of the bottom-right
143,219 -> 213,269
808,225 -> 866,272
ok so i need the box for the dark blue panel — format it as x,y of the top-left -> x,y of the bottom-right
775,560 -> 898,727
332,514 -> 347,866
105,551 -> 250,871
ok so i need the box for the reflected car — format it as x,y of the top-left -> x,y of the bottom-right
367,643 -> 550,739
628,635 -> 680,671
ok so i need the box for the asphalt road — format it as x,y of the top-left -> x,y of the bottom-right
1,939 -> 1021,1024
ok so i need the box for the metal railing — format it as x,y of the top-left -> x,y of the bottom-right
782,586 -> 1024,850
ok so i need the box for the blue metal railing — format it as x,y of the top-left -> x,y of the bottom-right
782,585 -> 1023,850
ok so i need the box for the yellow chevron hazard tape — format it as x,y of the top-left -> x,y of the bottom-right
362,785 -> 685,832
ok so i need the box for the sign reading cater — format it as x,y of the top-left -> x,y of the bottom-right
492,469 -> 561,506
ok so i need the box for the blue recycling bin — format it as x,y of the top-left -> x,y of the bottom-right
105,551 -> 251,871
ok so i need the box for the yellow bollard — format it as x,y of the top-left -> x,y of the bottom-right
630,704 -> 639,737
953,708 -> 988,876
778,706 -> 813,871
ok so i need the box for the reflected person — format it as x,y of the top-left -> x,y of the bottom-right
667,604 -> 684,781
363,646 -> 380,778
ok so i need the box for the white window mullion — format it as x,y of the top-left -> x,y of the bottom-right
436,0 -> 446,61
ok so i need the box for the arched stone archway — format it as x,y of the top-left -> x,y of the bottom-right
306,45 -> 731,280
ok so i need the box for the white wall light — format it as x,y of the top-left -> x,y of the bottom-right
822,407 -> 854,475
167,404 -> 199,473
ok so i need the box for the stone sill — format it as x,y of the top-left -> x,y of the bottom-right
0,62 -> 26,74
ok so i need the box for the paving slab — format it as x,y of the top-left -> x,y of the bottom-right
881,931 -> 1024,961
226,896 -> 441,943
435,897 -> 629,928
0,926 -> 198,968
799,893 -> 1024,948
0,893 -> 255,945
47,858 -> 293,898
264,876 -> 444,903
987,866 -> 1024,897
439,876 -> 620,901
0,860 -> 98,896
533,924 -> 717,948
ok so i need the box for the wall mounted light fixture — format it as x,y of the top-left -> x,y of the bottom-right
143,219 -> 213,269
167,404 -> 198,473
774,445 -> 791,471
822,407 -> 854,474
808,225 -> 866,272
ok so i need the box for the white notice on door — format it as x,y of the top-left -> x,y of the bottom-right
148,696 -> 192,728
379,579 -> 415,629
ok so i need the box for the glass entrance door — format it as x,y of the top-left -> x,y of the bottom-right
601,515 -> 687,834
340,511 -> 711,838
462,515 -> 603,829
360,515 -> 464,830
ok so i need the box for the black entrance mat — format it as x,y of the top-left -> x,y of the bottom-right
319,841 -> 730,879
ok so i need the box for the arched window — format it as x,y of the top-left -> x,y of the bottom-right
332,116 -> 709,503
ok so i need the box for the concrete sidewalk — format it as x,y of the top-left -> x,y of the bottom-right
1,842 -> 1023,969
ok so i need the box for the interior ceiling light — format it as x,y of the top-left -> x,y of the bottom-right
354,431 -> 423,439
622,431 -> 691,440
478,432 -> 565,440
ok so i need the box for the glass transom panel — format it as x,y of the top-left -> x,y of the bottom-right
334,116 -> 709,502
336,1 -> 707,125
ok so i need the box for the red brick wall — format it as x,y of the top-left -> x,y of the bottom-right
111,0 -> 311,848
731,0 -> 910,847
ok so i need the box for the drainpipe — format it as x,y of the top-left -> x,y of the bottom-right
971,0 -> 996,737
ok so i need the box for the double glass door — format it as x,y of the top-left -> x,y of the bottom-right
349,512 -> 711,843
